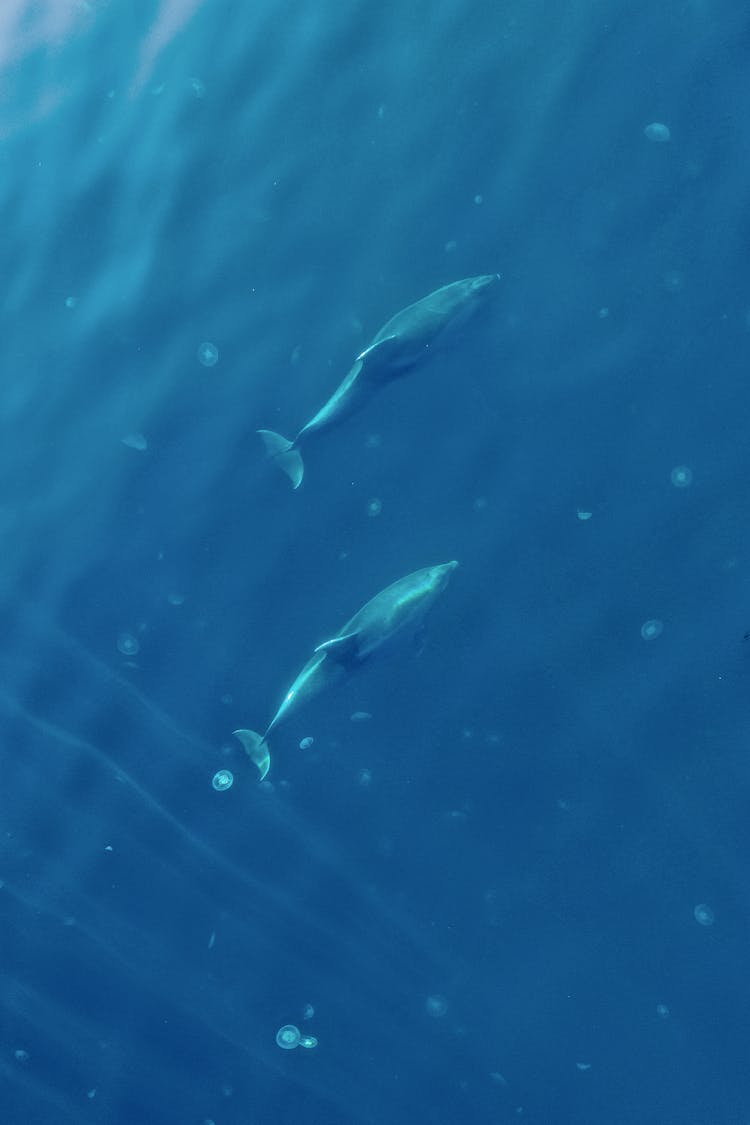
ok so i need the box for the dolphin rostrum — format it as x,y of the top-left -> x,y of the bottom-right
234,560 -> 458,779
258,274 -> 499,488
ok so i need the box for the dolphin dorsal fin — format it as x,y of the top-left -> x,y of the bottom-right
314,631 -> 360,664
356,334 -> 400,364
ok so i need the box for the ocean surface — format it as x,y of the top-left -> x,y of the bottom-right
2,2 -> 750,1123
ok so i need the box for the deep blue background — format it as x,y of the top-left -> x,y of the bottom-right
2,2 -> 750,1123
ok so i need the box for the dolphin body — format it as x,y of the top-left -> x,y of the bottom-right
234,560 -> 458,779
258,274 -> 499,488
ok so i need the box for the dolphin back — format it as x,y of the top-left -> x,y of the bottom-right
341,561 -> 458,660
256,275 -> 497,487
371,275 -> 498,355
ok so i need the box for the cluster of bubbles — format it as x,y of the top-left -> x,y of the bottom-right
275,1024 -> 318,1050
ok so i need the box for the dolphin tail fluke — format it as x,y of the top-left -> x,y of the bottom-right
257,429 -> 304,489
233,728 -> 271,781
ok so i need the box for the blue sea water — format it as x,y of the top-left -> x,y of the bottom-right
2,2 -> 750,1123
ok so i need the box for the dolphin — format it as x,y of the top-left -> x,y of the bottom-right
258,274 -> 500,488
234,560 -> 458,779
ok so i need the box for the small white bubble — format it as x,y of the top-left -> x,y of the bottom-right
377,104 -> 385,120
65,296 -> 77,309
670,465 -> 692,488
358,768 -> 372,787
663,270 -> 684,293
693,902 -> 714,926
644,122 -> 671,142
474,194 -> 483,205
640,619 -> 663,641
576,1062 -> 592,1072
197,341 -> 219,367
576,509 -> 593,521
366,497 -> 382,517
299,736 -> 314,750
189,77 -> 205,98
116,632 -> 140,656
167,591 -> 185,606
14,1049 -> 29,1063
121,432 -> 147,451
87,1088 -> 97,1099
350,711 -> 372,723
302,1003 -> 315,1020
597,307 -> 609,319
656,1002 -> 670,1019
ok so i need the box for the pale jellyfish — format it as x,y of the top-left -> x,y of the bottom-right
211,769 -> 233,792
197,342 -> 219,367
640,619 -> 663,641
644,122 -> 671,142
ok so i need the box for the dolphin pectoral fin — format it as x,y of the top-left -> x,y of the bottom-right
356,334 -> 400,363
233,728 -> 271,780
257,429 -> 304,489
313,631 -> 360,664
